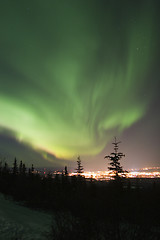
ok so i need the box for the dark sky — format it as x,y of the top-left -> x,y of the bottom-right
0,0 -> 159,170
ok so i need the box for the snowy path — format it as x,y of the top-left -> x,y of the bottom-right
0,194 -> 52,240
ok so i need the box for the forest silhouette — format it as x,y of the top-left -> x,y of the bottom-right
0,152 -> 160,240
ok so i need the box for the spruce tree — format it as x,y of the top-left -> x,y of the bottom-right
75,156 -> 84,176
3,162 -> 9,175
105,137 -> 125,179
65,166 -> 68,176
31,164 -> 34,173
13,158 -> 18,175
19,160 -> 23,174
22,164 -> 26,175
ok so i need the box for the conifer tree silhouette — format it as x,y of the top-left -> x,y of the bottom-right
13,157 -> 18,175
31,164 -> 34,173
75,156 -> 84,176
65,166 -> 68,176
19,160 -> 23,174
3,162 -> 9,175
105,137 -> 125,179
22,163 -> 26,175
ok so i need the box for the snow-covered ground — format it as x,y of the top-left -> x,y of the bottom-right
0,194 -> 52,240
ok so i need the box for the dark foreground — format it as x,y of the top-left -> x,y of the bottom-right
0,169 -> 160,240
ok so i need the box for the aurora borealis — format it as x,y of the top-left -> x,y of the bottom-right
0,0 -> 159,169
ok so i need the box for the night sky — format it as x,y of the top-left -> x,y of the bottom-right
0,0 -> 159,170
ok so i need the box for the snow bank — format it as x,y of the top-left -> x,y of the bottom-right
0,194 -> 52,239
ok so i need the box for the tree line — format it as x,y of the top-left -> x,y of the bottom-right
0,156 -> 160,240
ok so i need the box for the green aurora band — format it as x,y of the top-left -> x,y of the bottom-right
0,1 -> 157,159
